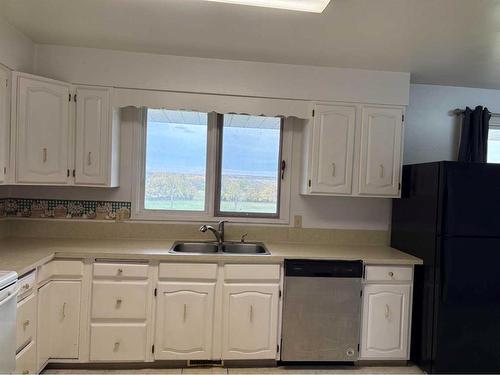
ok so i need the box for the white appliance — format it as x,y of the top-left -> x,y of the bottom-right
0,271 -> 18,374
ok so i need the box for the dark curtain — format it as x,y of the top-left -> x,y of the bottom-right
458,106 -> 491,162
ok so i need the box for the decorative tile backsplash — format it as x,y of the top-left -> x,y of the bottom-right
0,198 -> 131,220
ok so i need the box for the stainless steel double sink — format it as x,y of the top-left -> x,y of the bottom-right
169,241 -> 270,255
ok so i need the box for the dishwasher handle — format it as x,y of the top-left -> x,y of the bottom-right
285,260 -> 363,278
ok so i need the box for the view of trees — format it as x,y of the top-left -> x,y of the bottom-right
145,172 -> 277,212
145,172 -> 205,208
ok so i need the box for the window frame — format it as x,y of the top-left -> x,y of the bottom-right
214,114 -> 284,219
487,114 -> 500,164
132,108 -> 292,224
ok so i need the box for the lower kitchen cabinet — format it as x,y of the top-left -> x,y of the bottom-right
37,280 -> 82,366
16,340 -> 37,375
154,282 -> 216,360
90,323 -> 147,362
221,284 -> 280,360
360,283 -> 411,360
16,292 -> 36,352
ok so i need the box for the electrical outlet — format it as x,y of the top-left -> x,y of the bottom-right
293,215 -> 302,228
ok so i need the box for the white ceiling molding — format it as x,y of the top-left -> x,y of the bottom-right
112,88 -> 311,119
200,0 -> 331,13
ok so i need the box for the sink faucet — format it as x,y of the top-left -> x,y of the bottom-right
199,220 -> 227,245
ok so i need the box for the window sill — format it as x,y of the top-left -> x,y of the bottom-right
132,210 -> 290,225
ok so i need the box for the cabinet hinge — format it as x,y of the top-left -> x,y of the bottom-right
312,109 -> 315,117
152,345 -> 155,354
154,288 -> 157,297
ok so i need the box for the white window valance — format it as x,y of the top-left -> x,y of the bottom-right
112,88 -> 311,119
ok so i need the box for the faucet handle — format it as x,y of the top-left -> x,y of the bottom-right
240,233 -> 248,243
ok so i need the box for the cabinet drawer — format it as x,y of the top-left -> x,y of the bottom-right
224,264 -> 280,282
16,293 -> 36,350
159,263 -> 218,280
38,260 -> 83,282
93,263 -> 149,279
90,323 -> 147,361
18,271 -> 36,299
92,281 -> 149,319
15,340 -> 36,375
364,265 -> 413,282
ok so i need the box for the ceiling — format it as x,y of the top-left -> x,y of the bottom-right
1,0 -> 500,89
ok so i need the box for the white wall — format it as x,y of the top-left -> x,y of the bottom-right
0,43 -> 401,231
0,15 -> 34,72
34,44 -> 410,106
404,84 -> 500,164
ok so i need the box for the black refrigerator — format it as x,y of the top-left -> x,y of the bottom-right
391,161 -> 500,374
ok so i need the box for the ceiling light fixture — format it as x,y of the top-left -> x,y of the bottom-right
200,0 -> 332,13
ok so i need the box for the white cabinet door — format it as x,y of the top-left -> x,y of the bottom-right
0,67 -> 9,183
358,106 -> 403,196
360,284 -> 411,359
37,280 -> 81,366
155,282 -> 215,360
16,75 -> 71,184
310,105 -> 356,194
222,284 -> 279,360
74,86 -> 111,186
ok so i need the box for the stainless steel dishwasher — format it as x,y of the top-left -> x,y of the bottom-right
281,259 -> 363,362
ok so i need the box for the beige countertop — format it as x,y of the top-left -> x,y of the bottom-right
0,238 -> 423,276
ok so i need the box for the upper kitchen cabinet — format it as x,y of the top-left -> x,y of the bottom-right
15,73 -> 71,184
74,86 -> 119,187
11,72 -> 120,187
306,104 -> 356,195
301,103 -> 404,198
0,66 -> 9,184
358,106 -> 404,197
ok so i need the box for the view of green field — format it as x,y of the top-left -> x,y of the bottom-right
144,172 -> 278,213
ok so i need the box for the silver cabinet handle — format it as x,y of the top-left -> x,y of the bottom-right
385,304 -> 391,320
116,298 -> 122,307
379,164 -> 384,178
183,304 -> 187,322
87,151 -> 92,166
61,302 -> 67,320
42,148 -> 47,163
249,305 -> 254,322
114,341 -> 120,351
332,162 -> 336,177
117,268 -> 123,275
23,320 -> 30,329
388,271 -> 394,278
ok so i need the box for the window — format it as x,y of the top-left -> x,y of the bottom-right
144,109 -> 208,211
488,116 -> 500,163
216,114 -> 283,218
136,109 -> 289,222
